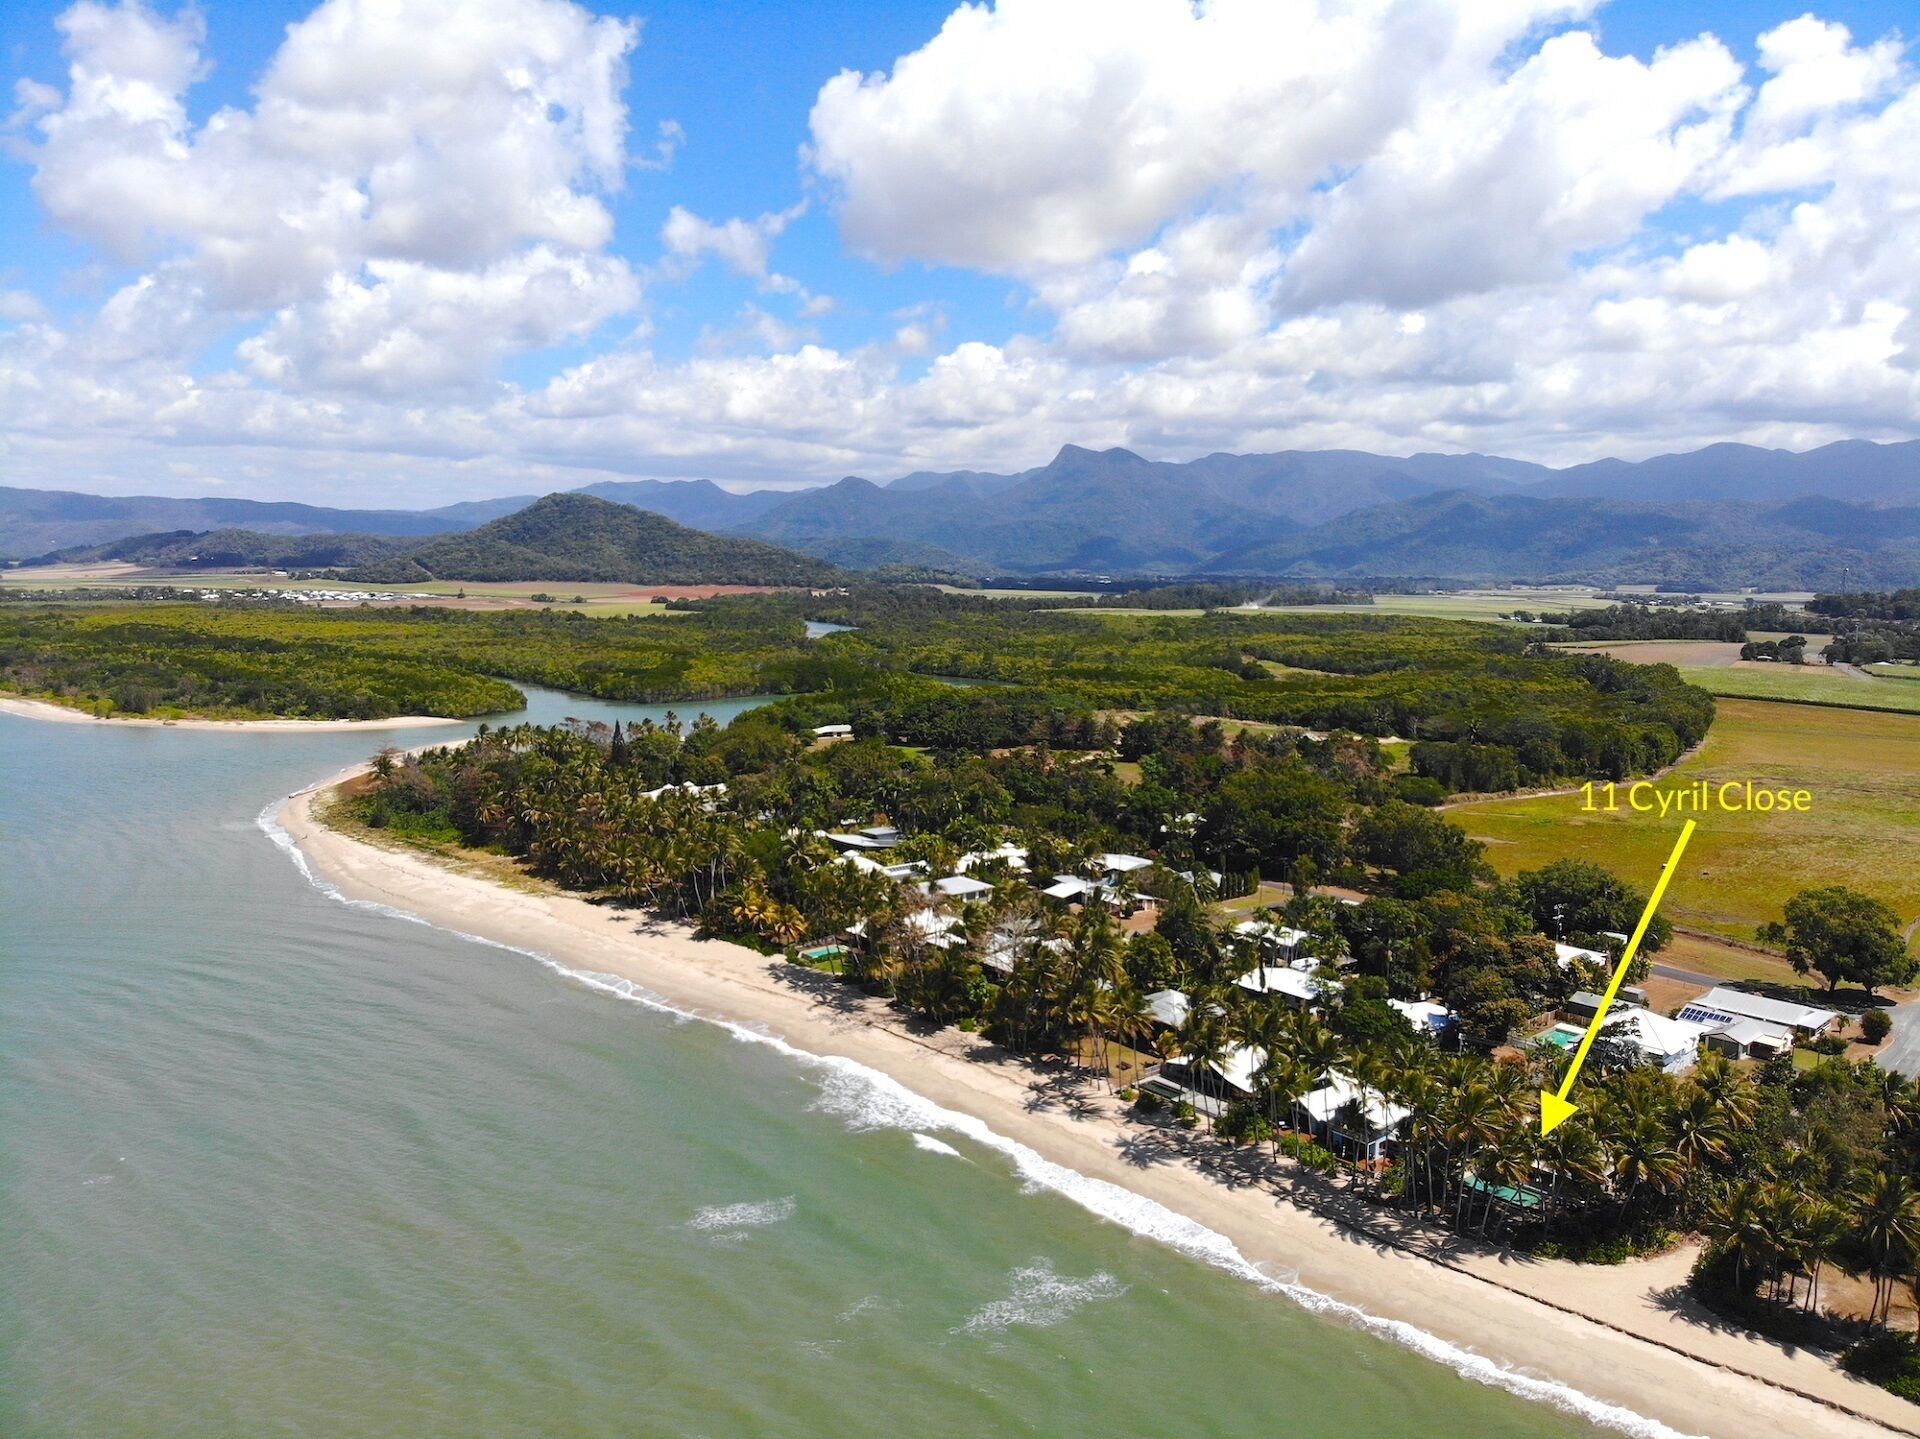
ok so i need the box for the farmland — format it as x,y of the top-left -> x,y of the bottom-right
1451,698 -> 1920,951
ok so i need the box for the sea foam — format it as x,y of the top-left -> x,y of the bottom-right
956,1261 -> 1127,1335
260,798 -> 1703,1439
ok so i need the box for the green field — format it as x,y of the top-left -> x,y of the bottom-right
1261,589 -> 1616,625
1451,698 -> 1920,949
1675,664 -> 1920,714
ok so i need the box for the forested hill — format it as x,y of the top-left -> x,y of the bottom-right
344,493 -> 846,586
33,528 -> 418,570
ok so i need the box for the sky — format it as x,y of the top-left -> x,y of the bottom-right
1,0 -> 1917,507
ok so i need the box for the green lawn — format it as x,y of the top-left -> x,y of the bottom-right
1676,664 -> 1920,714
1450,699 -> 1920,949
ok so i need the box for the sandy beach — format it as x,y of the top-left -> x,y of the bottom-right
280,778 -> 1918,1439
0,694 -> 460,731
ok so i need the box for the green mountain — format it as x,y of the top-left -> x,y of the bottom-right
345,493 -> 845,586
30,528 -> 417,570
1212,491 -> 1920,588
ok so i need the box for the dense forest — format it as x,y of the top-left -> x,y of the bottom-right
0,592 -> 1713,792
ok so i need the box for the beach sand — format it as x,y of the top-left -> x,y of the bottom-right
0,694 -> 460,731
280,779 -> 1917,1439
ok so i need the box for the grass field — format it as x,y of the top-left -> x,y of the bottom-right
1261,589 -> 1617,624
1451,698 -> 1920,951
1675,664 -> 1920,714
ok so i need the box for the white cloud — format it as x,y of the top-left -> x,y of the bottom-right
807,0 -> 1598,276
1,1 -> 1918,508
15,0 -> 642,389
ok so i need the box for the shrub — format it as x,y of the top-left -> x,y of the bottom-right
1811,1033 -> 1848,1056
1278,1132 -> 1338,1173
1845,1333 -> 1920,1404
1134,1090 -> 1165,1115
1174,1100 -> 1198,1129
1863,1009 -> 1893,1044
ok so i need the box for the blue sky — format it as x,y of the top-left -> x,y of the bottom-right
0,0 -> 1916,504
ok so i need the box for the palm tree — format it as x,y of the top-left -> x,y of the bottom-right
1701,1177 -> 1769,1296
1856,1169 -> 1920,1325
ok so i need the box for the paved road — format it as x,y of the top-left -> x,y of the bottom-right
1650,962 -> 1720,987
1880,1001 -> 1920,1078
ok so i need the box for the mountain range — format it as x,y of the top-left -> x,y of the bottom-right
7,438 -> 1919,587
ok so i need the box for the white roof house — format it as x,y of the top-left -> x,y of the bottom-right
839,853 -> 925,881
1553,941 -> 1610,970
1233,920 -> 1309,954
1705,1017 -> 1795,1058
1234,967 -> 1323,1005
1297,1072 -> 1410,1136
812,723 -> 853,738
931,874 -> 996,900
900,909 -> 963,948
1099,852 -> 1154,875
1206,1044 -> 1266,1095
956,843 -> 1028,873
824,831 -> 890,851
641,781 -> 728,804
1388,998 -> 1454,1035
1144,988 -> 1191,1029
1040,875 -> 1093,901
1677,986 -> 1841,1036
1599,1010 -> 1710,1074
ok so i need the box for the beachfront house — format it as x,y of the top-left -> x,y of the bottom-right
1294,1072 -> 1410,1162
1143,988 -> 1192,1032
1161,1043 -> 1265,1109
1677,987 -> 1842,1041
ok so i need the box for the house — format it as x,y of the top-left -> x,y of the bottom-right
956,843 -> 1028,873
857,825 -> 902,848
1232,919 -> 1309,964
1143,988 -> 1191,1030
1164,1043 -> 1265,1102
1098,852 -> 1154,879
1701,1018 -> 1795,1061
1295,1072 -> 1410,1162
929,874 -> 996,902
1553,941 -> 1609,971
1233,966 -> 1324,1008
1677,986 -> 1841,1039
1567,988 -> 1649,1022
838,853 -> 925,882
899,908 -> 963,949
1388,998 -> 1454,1036
1596,1009 -> 1710,1074
812,723 -> 853,741
641,781 -> 728,806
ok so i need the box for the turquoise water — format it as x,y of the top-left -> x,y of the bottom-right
2,688 -> 1627,1438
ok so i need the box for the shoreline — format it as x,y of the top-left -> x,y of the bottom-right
277,778 -> 1914,1439
0,694 -> 461,732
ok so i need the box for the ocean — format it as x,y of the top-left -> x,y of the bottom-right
1,688 -> 1640,1438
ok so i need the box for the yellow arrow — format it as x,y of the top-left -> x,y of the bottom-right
1539,819 -> 1696,1136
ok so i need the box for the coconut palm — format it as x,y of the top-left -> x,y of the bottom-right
1856,1169 -> 1920,1324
